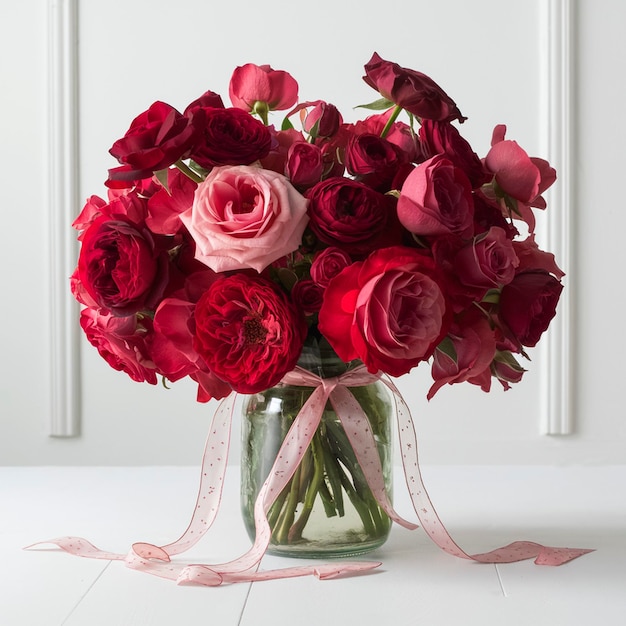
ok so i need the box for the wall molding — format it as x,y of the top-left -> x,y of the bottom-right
46,0 -> 81,437
539,0 -> 575,435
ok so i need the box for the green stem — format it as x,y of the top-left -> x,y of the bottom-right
174,159 -> 204,183
380,105 -> 403,139
273,465 -> 302,544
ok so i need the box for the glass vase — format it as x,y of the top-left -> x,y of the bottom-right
240,338 -> 393,558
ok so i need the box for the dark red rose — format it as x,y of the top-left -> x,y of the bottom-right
285,141 -> 323,187
344,132 -> 403,190
183,90 -> 225,117
419,120 -> 489,189
310,247 -> 352,288
189,107 -> 272,169
498,270 -> 563,347
193,274 -> 307,393
363,52 -> 465,123
77,216 -> 169,316
291,279 -> 324,316
318,246 -> 450,377
306,177 -> 402,256
107,101 -> 201,185
80,308 -> 157,384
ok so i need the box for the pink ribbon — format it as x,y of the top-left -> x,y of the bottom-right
28,366 -> 593,585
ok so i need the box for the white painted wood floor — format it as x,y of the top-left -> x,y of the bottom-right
1,465 -> 624,626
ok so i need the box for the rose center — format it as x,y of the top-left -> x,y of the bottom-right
243,315 -> 268,344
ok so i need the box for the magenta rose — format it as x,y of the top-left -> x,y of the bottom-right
107,101 -> 201,185
77,216 -> 169,316
306,177 -> 402,257
318,246 -> 449,376
310,247 -> 352,288
363,52 -> 465,123
397,154 -> 474,238
179,165 -> 309,273
419,120 -> 489,189
498,270 -> 563,347
189,107 -> 272,169
427,311 -> 496,399
454,226 -> 519,290
229,64 -> 298,112
285,141 -> 323,187
80,308 -> 157,384
193,273 -> 307,393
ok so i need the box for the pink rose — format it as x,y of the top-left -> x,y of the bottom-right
491,350 -> 526,390
427,312 -> 496,399
180,165 -> 309,273
397,154 -> 474,238
363,52 -> 465,122
193,273 -> 307,393
229,63 -> 298,112
454,226 -> 519,289
318,246 -> 449,376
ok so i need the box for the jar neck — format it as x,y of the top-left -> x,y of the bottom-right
296,333 -> 360,379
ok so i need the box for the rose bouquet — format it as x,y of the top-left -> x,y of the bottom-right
71,53 -> 563,555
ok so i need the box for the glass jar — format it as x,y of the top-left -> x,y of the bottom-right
240,338 -> 393,558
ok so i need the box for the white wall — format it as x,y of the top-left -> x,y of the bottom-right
1,0 -> 624,465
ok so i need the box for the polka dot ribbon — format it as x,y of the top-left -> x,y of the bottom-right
27,366 -> 593,585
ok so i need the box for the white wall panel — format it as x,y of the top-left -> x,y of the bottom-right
1,0 -> 624,465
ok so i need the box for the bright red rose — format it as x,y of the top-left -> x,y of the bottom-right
189,107 -> 272,169
397,154 -> 474,238
229,63 -> 298,112
498,270 -> 563,348
427,311 -> 497,399
285,141 -> 323,187
77,216 -> 169,316
80,308 -> 157,384
108,101 -> 201,185
454,226 -> 519,290
183,90 -> 225,117
363,52 -> 465,123
193,274 -> 307,393
306,177 -> 402,257
419,120 -> 489,189
310,247 -> 352,288
318,246 -> 449,376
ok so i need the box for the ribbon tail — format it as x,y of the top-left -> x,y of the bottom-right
382,377 -> 594,566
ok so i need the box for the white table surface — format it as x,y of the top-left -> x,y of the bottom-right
1,465 -> 624,626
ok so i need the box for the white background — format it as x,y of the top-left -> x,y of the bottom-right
1,0 -> 624,466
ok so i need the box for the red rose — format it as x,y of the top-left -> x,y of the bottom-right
306,177 -> 402,256
189,107 -> 272,169
80,308 -> 157,384
419,120 -> 489,189
146,168 -> 197,235
344,132 -> 403,190
498,270 -> 563,347
310,247 -> 352,288
285,141 -> 323,187
193,274 -> 307,393
77,216 -> 169,316
229,63 -> 298,112
363,52 -> 465,123
318,246 -> 449,376
397,154 -> 474,238
291,279 -> 324,316
107,101 -> 201,185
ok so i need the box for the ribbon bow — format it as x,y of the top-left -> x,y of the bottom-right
28,366 -> 593,585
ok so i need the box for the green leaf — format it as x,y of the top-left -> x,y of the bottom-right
281,116 -> 294,131
154,168 -> 170,192
436,336 -> 457,363
482,289 -> 501,304
355,96 -> 395,111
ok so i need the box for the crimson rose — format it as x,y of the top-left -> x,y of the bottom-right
363,52 -> 465,123
193,274 -> 307,393
77,216 -> 169,316
306,177 -> 401,256
318,246 -> 449,376
499,270 -> 563,348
